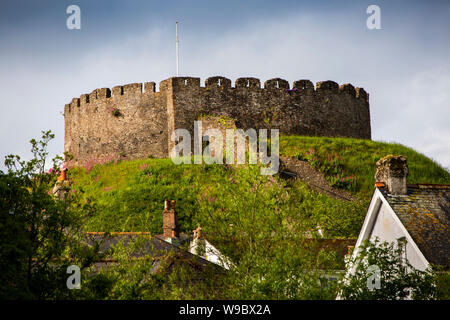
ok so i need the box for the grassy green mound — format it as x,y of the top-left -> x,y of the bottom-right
69,136 -> 450,240
280,136 -> 449,200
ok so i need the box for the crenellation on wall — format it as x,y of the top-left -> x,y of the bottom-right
158,78 -> 171,92
97,88 -> 111,99
170,77 -> 201,90
71,97 -> 80,108
123,83 -> 142,95
89,89 -> 98,103
205,76 -> 232,89
264,78 -> 290,89
355,87 -> 368,102
80,94 -> 90,105
316,80 -> 339,93
144,82 -> 156,93
64,76 -> 371,167
112,85 -> 124,97
293,80 -> 314,92
235,77 -> 261,88
339,83 -> 356,97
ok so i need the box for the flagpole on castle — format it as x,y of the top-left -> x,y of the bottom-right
176,21 -> 179,77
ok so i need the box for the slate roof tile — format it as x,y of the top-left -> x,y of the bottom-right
379,184 -> 450,267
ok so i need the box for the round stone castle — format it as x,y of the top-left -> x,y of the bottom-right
64,76 -> 371,166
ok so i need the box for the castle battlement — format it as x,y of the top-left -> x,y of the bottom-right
64,76 -> 371,167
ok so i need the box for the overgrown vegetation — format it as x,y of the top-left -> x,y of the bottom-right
73,238 -> 227,300
2,132 -> 449,300
280,135 -> 450,200
339,238 -> 443,300
302,148 -> 357,191
108,106 -> 121,117
0,131 -> 98,299
69,136 -> 449,239
69,158 -> 365,238
74,230 -> 342,299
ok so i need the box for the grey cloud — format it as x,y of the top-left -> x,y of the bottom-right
1,8 -> 449,171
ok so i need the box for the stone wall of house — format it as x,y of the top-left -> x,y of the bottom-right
64,76 -> 371,167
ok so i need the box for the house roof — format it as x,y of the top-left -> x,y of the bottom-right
378,184 -> 450,268
84,232 -> 221,272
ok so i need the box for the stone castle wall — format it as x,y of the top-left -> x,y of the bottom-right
64,76 -> 371,166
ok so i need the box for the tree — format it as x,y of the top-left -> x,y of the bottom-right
193,164 -> 341,299
338,238 -> 437,300
0,130 -> 97,299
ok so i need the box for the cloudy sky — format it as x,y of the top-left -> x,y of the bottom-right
0,0 -> 449,170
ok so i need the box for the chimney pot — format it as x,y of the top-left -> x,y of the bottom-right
374,155 -> 408,195
164,199 -> 169,210
163,199 -> 179,239
58,168 -> 68,181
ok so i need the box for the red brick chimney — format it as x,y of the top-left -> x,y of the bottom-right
163,199 -> 179,239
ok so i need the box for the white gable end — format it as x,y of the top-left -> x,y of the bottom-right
189,238 -> 233,270
370,202 -> 428,271
352,188 -> 429,272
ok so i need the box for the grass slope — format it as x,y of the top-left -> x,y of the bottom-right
280,136 -> 450,200
69,136 -> 450,240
